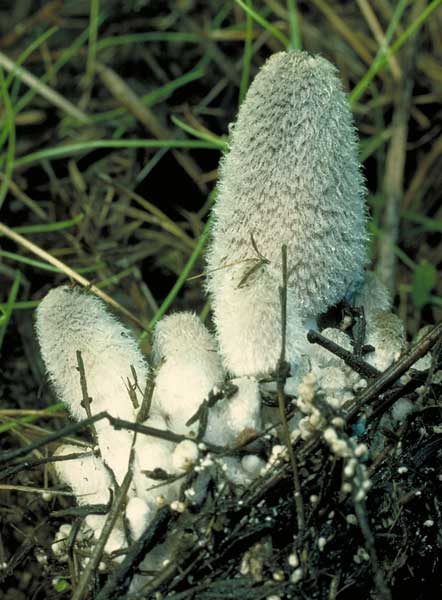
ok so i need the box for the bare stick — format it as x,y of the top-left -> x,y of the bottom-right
353,496 -> 391,600
307,329 -> 381,379
72,465 -> 134,600
0,221 -> 146,330
0,450 -> 94,482
106,414 -> 223,454
376,1 -> 422,293
76,351 -> 98,445
346,320 -> 442,423
276,244 -> 305,538
0,412 -> 108,465
351,305 -> 367,359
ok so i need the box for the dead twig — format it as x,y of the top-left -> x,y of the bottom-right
346,319 -> 442,423
95,506 -> 172,599
353,495 -> 391,600
0,450 -> 93,482
307,329 -> 381,379
76,351 -> 98,445
0,412 -> 107,465
376,1 -> 423,293
277,244 -> 305,539
72,467 -> 134,600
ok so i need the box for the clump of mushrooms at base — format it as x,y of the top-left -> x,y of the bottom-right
34,50 -> 430,593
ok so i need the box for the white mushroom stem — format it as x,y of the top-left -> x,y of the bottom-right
126,497 -> 154,540
208,268 -> 310,378
53,445 -> 126,555
172,440 -> 199,473
364,312 -> 406,371
353,271 -> 392,321
205,376 -> 262,446
133,414 -> 181,504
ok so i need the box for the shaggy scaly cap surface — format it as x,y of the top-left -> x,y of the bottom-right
36,285 -> 148,422
36,285 -> 149,483
206,50 -> 368,375
151,312 -> 225,434
210,266 -> 309,377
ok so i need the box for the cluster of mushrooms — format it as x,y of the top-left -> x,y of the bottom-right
36,51 -> 423,589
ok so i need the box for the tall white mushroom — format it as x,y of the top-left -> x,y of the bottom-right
206,50 -> 368,378
36,285 -> 149,484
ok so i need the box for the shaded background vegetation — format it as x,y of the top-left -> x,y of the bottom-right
0,0 -> 441,598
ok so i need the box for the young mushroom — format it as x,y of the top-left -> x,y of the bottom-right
206,50 -> 369,378
150,311 -> 225,435
36,285 -> 149,484
353,271 -> 392,322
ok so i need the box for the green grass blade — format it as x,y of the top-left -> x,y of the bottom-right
14,14 -> 107,117
144,211 -> 215,335
89,63 -> 206,126
287,0 -> 302,49
96,267 -> 135,289
351,0 -> 441,104
0,250 -> 104,274
0,271 -> 21,351
0,402 -> 66,434
86,0 -> 100,87
234,0 -> 290,48
13,213 -> 84,234
0,300 -> 39,311
369,222 -> 416,270
3,26 -> 58,101
0,250 -> 62,272
239,0 -> 253,104
402,211 -> 442,232
0,66 -> 16,211
359,128 -> 391,162
14,139 -> 221,168
399,284 -> 442,308
170,115 -> 228,150
96,32 -> 200,51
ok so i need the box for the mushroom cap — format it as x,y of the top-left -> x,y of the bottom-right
353,272 -> 392,320
36,285 -> 148,422
152,311 -> 221,363
207,49 -> 368,320
150,312 -> 224,434
365,311 -> 406,371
